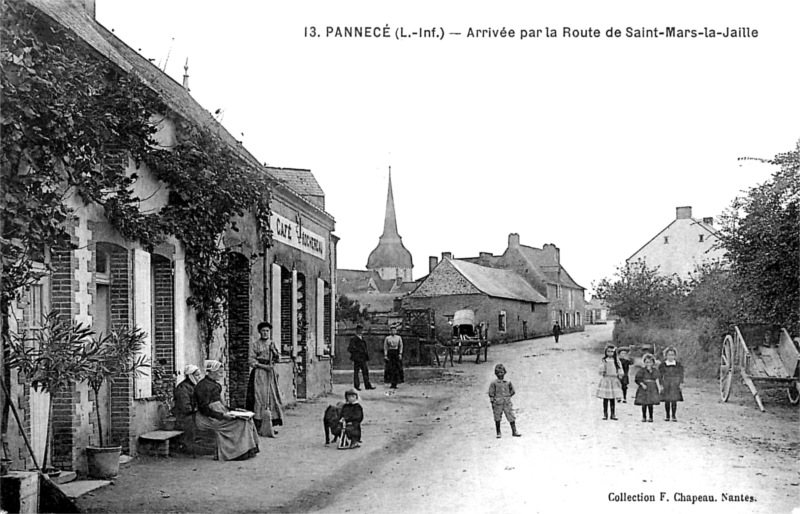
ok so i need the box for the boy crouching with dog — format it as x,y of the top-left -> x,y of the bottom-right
334,388 -> 363,449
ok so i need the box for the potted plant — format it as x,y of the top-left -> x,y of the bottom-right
82,327 -> 148,479
4,312 -> 96,477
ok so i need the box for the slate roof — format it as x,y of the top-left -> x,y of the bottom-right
517,245 -> 585,290
266,167 -> 325,209
448,260 -> 548,303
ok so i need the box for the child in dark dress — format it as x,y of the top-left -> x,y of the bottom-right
659,346 -> 684,421
617,347 -> 634,403
338,388 -> 364,449
634,353 -> 661,422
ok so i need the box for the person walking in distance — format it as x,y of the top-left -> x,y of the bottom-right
552,322 -> 561,344
347,325 -> 374,391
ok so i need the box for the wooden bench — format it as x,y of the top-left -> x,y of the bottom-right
138,430 -> 184,457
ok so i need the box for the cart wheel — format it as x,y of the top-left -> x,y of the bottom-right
788,383 -> 800,405
720,335 -> 734,402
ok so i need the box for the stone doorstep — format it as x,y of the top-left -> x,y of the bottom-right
58,479 -> 111,499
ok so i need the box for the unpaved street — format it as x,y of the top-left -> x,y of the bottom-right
79,324 -> 798,513
317,324 -> 798,514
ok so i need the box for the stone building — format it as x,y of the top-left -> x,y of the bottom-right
403,257 -> 549,343
627,206 -> 725,278
465,234 -> 587,332
3,0 -> 336,474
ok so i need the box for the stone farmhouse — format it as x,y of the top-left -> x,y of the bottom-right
404,234 -> 586,343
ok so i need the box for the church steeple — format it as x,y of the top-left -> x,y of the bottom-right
367,168 -> 413,281
382,167 -> 399,238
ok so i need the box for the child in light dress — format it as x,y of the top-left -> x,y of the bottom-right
596,345 -> 623,420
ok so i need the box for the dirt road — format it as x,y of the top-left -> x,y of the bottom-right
316,324 -> 798,514
78,324 -> 798,513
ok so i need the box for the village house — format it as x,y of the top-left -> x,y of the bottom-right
403,256 -> 549,343
3,0 -> 336,475
403,233 -> 586,343
626,206 -> 725,278
465,233 -> 587,333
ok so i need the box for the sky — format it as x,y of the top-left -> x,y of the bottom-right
95,0 -> 799,296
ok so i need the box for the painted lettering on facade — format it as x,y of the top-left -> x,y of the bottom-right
271,212 -> 326,260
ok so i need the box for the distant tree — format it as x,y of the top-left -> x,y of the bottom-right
716,140 -> 800,332
336,295 -> 368,324
594,260 -> 686,324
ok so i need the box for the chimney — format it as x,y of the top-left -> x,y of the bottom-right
543,244 -> 560,263
508,233 -> 520,248
441,252 -> 452,261
82,0 -> 96,18
676,206 -> 692,219
428,256 -> 438,273
182,58 -> 190,91
703,217 -> 714,226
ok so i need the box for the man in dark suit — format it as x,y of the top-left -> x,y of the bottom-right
348,325 -> 374,390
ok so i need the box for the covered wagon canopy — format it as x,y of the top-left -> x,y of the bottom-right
453,309 -> 476,327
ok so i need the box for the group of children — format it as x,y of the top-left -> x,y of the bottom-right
597,345 -> 685,422
333,345 -> 684,448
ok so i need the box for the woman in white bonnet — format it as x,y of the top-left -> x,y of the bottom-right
193,360 -> 260,460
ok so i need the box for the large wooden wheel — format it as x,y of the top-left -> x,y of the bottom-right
788,383 -> 800,405
720,335 -> 734,401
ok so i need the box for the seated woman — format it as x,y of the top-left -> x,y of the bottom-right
193,360 -> 260,461
173,364 -> 201,452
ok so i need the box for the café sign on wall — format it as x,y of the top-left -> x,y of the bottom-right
271,212 -> 326,260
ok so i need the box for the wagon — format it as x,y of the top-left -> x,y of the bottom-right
719,324 -> 800,411
439,309 -> 488,366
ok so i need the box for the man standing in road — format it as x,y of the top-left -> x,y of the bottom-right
552,322 -> 562,344
348,325 -> 374,391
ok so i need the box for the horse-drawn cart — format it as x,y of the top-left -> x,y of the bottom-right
719,324 -> 800,411
435,310 -> 489,367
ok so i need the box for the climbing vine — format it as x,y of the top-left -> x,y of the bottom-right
1,1 -> 273,349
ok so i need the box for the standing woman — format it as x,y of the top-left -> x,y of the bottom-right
383,326 -> 404,389
246,321 -> 285,436
659,346 -> 684,421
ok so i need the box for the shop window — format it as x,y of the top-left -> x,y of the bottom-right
498,311 -> 507,333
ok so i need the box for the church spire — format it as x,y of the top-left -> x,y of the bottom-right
366,167 -> 413,279
382,167 -> 400,239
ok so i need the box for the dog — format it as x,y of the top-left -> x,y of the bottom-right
323,402 -> 344,445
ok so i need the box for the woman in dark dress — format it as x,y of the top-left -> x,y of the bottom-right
194,360 -> 260,461
659,346 -> 684,422
634,353 -> 661,422
383,326 -> 404,388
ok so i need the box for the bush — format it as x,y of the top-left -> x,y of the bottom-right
614,318 -> 723,378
